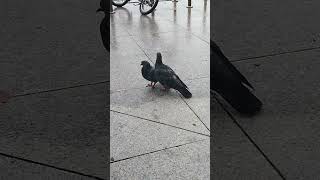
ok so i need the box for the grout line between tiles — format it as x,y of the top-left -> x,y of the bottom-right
0,152 -> 106,180
111,110 -> 211,137
212,94 -> 286,180
11,80 -> 109,98
110,139 -> 208,163
231,46 -> 320,63
110,76 -> 208,94
180,95 -> 210,132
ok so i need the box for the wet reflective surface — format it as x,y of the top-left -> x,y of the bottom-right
212,0 -> 320,179
0,0 -> 108,179
110,0 -> 210,179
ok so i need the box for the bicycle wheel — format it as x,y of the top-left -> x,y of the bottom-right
139,0 -> 159,15
113,0 -> 129,7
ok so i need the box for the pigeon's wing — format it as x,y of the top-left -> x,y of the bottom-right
141,65 -> 151,81
211,41 -> 253,89
155,66 -> 185,89
163,65 -> 188,89
149,67 -> 157,82
174,74 -> 188,89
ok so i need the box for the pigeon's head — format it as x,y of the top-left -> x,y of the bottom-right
141,61 -> 151,67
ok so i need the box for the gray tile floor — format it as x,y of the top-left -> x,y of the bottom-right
212,0 -> 320,179
1,0 -> 319,179
110,0 -> 210,179
0,0 -> 108,179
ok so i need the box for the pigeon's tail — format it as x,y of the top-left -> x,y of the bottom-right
213,83 -> 262,115
156,52 -> 162,65
177,87 -> 192,98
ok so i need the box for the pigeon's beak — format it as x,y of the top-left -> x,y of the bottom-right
96,8 -> 103,13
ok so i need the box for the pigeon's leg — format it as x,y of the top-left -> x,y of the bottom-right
146,82 -> 153,87
152,82 -> 157,89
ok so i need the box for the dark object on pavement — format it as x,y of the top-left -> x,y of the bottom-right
141,61 -> 157,88
210,40 -> 262,115
154,53 -> 192,98
97,0 -> 109,52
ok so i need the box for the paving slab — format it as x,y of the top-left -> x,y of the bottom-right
156,0 -> 210,41
0,83 -> 108,179
132,29 -> 209,56
183,78 -> 210,130
0,156 -> 94,180
0,0 -> 106,95
211,0 -> 320,60
110,15 -> 130,38
111,139 -> 210,180
110,87 -> 209,135
211,97 -> 282,179
110,52 -> 149,91
111,6 -> 184,37
110,35 -> 142,56
111,111 -> 207,161
110,1 -> 211,179
226,49 -> 320,179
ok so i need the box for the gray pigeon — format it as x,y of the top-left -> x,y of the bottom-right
154,53 -> 192,98
141,61 -> 157,88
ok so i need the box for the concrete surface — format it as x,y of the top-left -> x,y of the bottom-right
212,0 -> 320,61
110,0 -> 210,179
212,0 -> 320,179
211,98 -> 282,180
0,0 -> 108,179
111,139 -> 210,180
0,156 -> 93,180
0,0 -> 107,95
1,0 -> 319,179
0,84 -> 107,178
230,51 -> 320,179
111,111 -> 207,161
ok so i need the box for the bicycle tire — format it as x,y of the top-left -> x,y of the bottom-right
112,0 -> 129,7
139,0 -> 159,15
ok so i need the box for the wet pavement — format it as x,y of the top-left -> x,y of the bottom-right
212,0 -> 320,179
1,0 -> 319,179
0,0 -> 108,179
110,0 -> 210,179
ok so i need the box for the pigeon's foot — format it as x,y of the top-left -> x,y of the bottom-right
147,82 -> 157,88
152,82 -> 157,89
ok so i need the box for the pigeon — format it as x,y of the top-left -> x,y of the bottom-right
96,0 -> 109,52
210,40 -> 262,115
141,60 -> 157,88
154,52 -> 192,98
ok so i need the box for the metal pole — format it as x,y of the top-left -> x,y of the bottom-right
110,0 -> 115,14
186,0 -> 193,8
